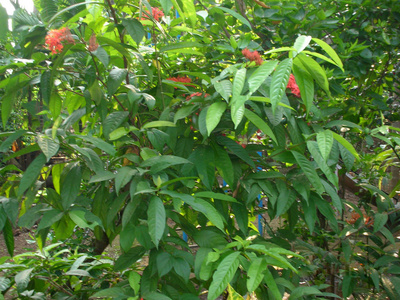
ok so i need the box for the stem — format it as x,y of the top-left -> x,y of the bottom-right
36,276 -> 73,296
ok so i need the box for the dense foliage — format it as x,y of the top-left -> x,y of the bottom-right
0,0 -> 400,299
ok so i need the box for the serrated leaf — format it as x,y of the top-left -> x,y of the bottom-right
244,109 -> 277,143
17,154 -> 46,197
317,130 -> 333,161
248,60 -> 278,93
37,134 -> 59,162
207,252 -> 241,300
122,18 -> 145,45
0,277 -> 11,292
206,102 -> 227,136
270,58 -> 292,113
373,213 -> 388,233
107,68 -> 128,95
148,196 -> 165,248
61,165 -> 81,210
291,151 -> 325,194
247,258 -> 267,292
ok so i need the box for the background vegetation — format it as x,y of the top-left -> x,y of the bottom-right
0,0 -> 399,299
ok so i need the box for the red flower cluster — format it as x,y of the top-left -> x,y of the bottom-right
166,76 -> 192,84
186,92 -> 210,100
242,48 -> 263,66
142,7 -> 164,21
45,27 -> 74,54
287,74 -> 301,98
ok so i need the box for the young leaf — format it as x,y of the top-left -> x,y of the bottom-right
248,60 -> 278,93
270,58 -> 292,113
317,130 -> 333,161
147,196 -> 166,248
293,35 -> 312,56
207,252 -> 241,300
244,109 -> 277,143
232,68 -> 247,98
312,37 -> 343,71
206,102 -> 227,136
247,258 -> 267,292
17,154 -> 46,197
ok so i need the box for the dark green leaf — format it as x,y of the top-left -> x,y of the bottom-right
61,165 -> 81,210
107,68 -> 128,95
17,154 -> 46,197
122,18 -> 145,45
114,246 -> 146,271
148,196 -> 166,248
270,58 -> 292,113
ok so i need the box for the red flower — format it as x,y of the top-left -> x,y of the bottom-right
166,76 -> 193,88
347,212 -> 374,226
286,74 -> 301,98
242,48 -> 263,66
142,7 -> 164,21
45,27 -> 74,54
88,33 -> 99,52
186,92 -> 210,100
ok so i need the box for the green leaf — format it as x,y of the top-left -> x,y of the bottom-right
114,246 -> 146,271
41,70 -> 52,105
207,252 -> 241,300
321,180 -> 342,213
141,155 -> 192,174
122,18 -> 145,45
195,191 -> 238,203
213,143 -> 234,188
115,167 -> 137,194
231,95 -> 248,129
1,92 -> 17,129
37,134 -> 59,162
143,292 -> 172,300
0,130 -> 27,153
248,60 -> 278,93
61,165 -> 81,210
71,135 -> 116,156
103,111 -> 129,139
312,37 -> 343,71
147,196 -> 166,248
270,58 -> 292,113
206,102 -> 227,136
214,80 -> 232,101
244,109 -> 277,143
289,286 -> 323,299
216,135 -> 255,168
18,154 -> 46,197
107,68 -> 128,95
193,146 -> 215,190
332,132 -> 360,161
3,219 -> 14,257
157,252 -> 174,277
292,62 -> 314,116
97,36 -> 133,64
296,54 -> 330,96
215,7 -> 251,29
15,268 -> 34,292
142,121 -> 176,129
373,213 -> 388,233
247,258 -> 267,292
227,284 -> 245,300
128,271 -> 141,294
264,268 -> 282,300
159,41 -> 203,52
291,151 -> 325,194
181,0 -> 197,26
232,68 -> 246,98
37,209 -> 64,231
293,35 -> 312,56
307,141 -> 338,188
92,287 -> 126,297
317,130 -> 333,161
0,5 -> 9,41
380,226 -> 395,244
91,46 -> 109,67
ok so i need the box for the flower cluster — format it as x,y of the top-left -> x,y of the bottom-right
242,48 -> 263,66
142,7 -> 164,21
186,92 -> 210,100
45,27 -> 74,54
88,33 -> 99,52
166,76 -> 192,84
286,74 -> 301,98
